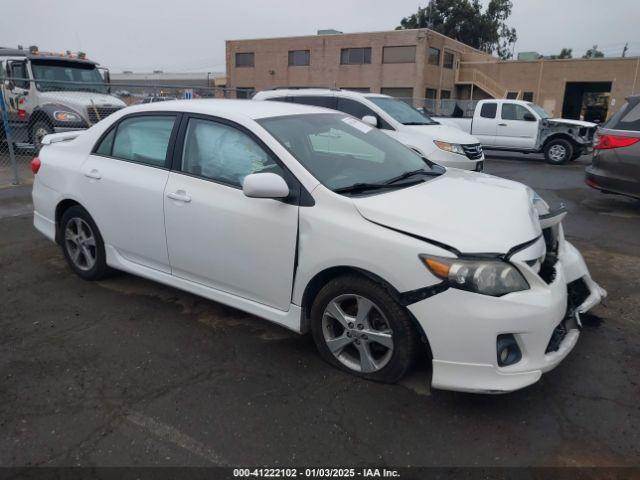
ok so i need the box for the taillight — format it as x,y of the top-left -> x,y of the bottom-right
594,133 -> 640,150
18,98 -> 27,119
31,157 -> 41,174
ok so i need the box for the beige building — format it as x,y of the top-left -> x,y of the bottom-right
226,28 -> 640,121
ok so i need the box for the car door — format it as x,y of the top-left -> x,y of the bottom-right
163,115 -> 299,311
496,102 -> 538,149
79,113 -> 179,273
471,102 -> 498,146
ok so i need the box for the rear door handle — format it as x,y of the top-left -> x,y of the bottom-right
84,169 -> 102,180
166,191 -> 192,203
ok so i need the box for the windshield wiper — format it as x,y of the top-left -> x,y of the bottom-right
384,168 -> 440,185
334,179 -> 423,195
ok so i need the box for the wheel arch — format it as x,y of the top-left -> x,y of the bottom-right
299,265 -> 432,356
542,132 -> 579,149
54,198 -> 84,244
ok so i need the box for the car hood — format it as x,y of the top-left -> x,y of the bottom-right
352,169 -> 541,254
403,124 -> 480,145
39,91 -> 126,116
547,118 -> 597,128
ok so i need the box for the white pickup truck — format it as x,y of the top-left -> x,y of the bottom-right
436,99 -> 597,165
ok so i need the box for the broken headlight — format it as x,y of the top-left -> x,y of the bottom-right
420,255 -> 530,297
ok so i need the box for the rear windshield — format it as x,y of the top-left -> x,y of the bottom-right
603,99 -> 640,131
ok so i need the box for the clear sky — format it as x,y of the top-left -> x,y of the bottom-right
1,0 -> 639,73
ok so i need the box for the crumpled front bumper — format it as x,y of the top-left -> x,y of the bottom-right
408,235 -> 606,394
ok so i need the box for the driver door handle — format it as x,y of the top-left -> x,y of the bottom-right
84,169 -> 102,180
498,123 -> 508,127
166,191 -> 192,203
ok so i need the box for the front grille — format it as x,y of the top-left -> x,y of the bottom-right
462,143 -> 483,160
86,105 -> 122,124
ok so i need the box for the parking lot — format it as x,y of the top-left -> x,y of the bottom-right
0,153 -> 639,467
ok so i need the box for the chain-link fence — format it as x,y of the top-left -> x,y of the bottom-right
1,77 -> 480,187
0,77 -> 256,186
393,97 -> 479,118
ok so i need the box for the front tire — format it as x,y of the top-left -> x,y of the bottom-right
30,120 -> 53,153
60,206 -> 111,281
544,138 -> 573,165
310,274 -> 419,383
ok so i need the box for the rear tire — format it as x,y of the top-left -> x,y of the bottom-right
544,138 -> 573,165
310,274 -> 419,383
60,206 -> 112,281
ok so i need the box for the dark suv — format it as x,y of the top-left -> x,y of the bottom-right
586,95 -> 640,200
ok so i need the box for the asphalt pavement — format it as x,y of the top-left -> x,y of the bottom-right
0,154 -> 638,467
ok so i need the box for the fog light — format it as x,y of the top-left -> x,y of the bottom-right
496,334 -> 522,367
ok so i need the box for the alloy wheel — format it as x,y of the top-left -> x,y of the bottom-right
64,217 -> 97,271
321,294 -> 394,373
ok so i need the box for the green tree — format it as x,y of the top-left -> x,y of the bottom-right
396,0 -> 518,59
558,48 -> 573,59
583,45 -> 604,59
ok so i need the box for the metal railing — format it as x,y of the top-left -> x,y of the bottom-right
456,67 -> 508,99
0,78 -> 255,186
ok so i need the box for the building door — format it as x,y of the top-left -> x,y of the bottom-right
562,82 -> 612,123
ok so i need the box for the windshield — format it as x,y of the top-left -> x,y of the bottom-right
367,97 -> 438,125
259,113 -> 443,193
31,60 -> 107,94
528,103 -> 551,119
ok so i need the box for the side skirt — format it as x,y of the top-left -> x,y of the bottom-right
104,245 -> 303,333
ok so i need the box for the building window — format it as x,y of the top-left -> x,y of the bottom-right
440,90 -> 451,100
340,48 -> 372,65
506,91 -> 519,99
425,88 -> 437,100
288,50 -> 310,66
235,52 -> 254,68
382,46 -> 416,64
523,91 -> 534,102
236,87 -> 254,99
443,51 -> 454,69
428,47 -> 441,66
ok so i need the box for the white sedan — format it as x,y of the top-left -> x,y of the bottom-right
31,99 -> 606,393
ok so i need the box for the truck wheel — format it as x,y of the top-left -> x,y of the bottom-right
544,139 -> 573,165
30,120 -> 53,153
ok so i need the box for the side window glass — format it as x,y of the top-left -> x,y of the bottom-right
8,62 -> 29,89
501,104 -> 530,121
95,128 -> 116,156
336,98 -> 392,130
181,118 -> 284,187
111,116 -> 175,166
293,96 -> 338,110
480,103 -> 497,119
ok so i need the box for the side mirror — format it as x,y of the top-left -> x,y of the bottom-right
4,80 -> 15,91
523,113 -> 536,122
242,173 -> 289,199
361,115 -> 378,128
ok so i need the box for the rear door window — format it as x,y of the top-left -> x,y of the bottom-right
292,96 -> 338,110
111,116 -> 176,167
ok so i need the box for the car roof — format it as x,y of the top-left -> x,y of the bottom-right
254,88 -> 392,101
122,98 -> 336,120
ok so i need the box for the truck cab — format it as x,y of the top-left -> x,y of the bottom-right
437,99 -> 597,165
0,47 -> 125,151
